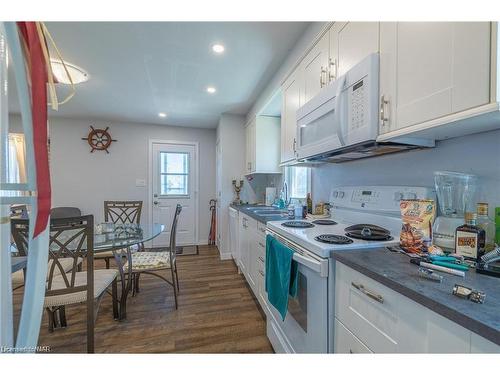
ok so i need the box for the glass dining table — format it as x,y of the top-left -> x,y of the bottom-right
93,223 -> 165,320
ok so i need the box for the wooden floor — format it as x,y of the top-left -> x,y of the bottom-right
13,245 -> 273,353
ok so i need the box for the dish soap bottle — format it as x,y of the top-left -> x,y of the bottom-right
455,212 -> 486,262
476,203 -> 496,253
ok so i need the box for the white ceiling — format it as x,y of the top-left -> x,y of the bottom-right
8,22 -> 309,128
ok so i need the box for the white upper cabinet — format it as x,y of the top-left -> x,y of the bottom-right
302,31 -> 329,104
379,22 -> 491,134
330,22 -> 380,80
281,68 -> 302,164
245,115 -> 281,174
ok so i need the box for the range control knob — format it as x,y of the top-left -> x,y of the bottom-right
339,191 -> 345,198
333,191 -> 339,198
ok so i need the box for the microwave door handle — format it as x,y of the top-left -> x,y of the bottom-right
334,75 -> 347,146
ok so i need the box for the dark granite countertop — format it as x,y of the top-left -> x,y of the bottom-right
229,203 -> 288,224
333,248 -> 500,345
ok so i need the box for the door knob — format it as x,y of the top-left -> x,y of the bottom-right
153,201 -> 159,205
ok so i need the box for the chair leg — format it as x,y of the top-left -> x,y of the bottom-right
112,279 -> 119,320
175,267 -> 180,293
170,268 -> 178,310
59,306 -> 67,328
46,308 -> 55,333
135,274 -> 140,294
104,258 -> 110,269
119,273 -> 132,320
87,299 -> 94,353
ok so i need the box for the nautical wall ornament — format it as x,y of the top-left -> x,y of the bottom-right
82,125 -> 117,153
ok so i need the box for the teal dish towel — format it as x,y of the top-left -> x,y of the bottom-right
265,234 -> 299,320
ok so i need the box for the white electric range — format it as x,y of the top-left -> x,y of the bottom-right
264,185 -> 434,354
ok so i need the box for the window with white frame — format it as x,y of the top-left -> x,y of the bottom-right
284,166 -> 310,200
160,151 -> 189,196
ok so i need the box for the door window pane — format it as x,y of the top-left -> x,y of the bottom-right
160,152 -> 189,196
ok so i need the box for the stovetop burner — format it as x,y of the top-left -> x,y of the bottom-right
345,224 -> 393,241
311,219 -> 337,225
281,221 -> 315,228
315,234 -> 353,245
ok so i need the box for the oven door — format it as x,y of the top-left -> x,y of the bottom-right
265,232 -> 329,353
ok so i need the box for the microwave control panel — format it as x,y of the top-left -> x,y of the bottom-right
350,79 -> 366,131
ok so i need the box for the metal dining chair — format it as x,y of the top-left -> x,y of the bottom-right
95,201 -> 143,269
50,206 -> 81,219
11,215 -> 119,353
125,204 -> 182,309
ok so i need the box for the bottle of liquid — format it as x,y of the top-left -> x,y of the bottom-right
476,203 -> 496,252
306,193 -> 313,215
455,212 -> 486,262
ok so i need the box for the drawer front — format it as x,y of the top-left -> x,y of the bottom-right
335,262 -> 401,353
257,238 -> 266,261
257,222 -> 267,237
334,318 -> 372,354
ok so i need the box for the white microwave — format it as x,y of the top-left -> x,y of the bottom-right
296,53 -> 427,162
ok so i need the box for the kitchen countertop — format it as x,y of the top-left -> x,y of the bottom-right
332,248 -> 500,345
229,203 -> 288,224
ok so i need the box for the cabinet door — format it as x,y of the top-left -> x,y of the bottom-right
330,22 -> 380,79
281,68 -> 302,163
302,31 -> 329,104
244,119 -> 255,173
380,22 -> 490,133
238,215 -> 248,274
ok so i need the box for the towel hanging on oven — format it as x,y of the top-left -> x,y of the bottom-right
265,235 -> 299,320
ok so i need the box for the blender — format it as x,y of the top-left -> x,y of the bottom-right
433,171 -> 477,252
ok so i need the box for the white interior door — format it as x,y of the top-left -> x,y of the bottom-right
151,141 -> 198,248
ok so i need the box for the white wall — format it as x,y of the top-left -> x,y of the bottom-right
10,114 -> 216,245
216,113 -> 246,258
312,129 -> 500,215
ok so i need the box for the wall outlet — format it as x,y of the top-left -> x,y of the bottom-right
135,179 -> 146,187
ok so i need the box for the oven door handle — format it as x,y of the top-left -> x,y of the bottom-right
292,252 -> 328,278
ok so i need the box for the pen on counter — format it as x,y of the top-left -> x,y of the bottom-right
410,258 -> 466,277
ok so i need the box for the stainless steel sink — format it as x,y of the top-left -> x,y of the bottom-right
253,210 -> 286,215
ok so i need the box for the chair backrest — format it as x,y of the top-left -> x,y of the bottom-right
11,216 -> 94,297
169,204 -> 182,265
11,215 -> 94,296
46,215 -> 94,296
50,207 -> 82,219
104,201 -> 142,224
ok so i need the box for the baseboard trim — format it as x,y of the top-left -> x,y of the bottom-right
219,252 -> 233,260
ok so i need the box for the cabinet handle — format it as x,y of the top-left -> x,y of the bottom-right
259,227 -> 265,233
319,66 -> 328,88
258,242 -> 265,248
351,282 -> 384,304
380,95 -> 389,127
259,270 -> 264,276
293,138 -> 297,154
329,58 -> 337,82
259,256 -> 264,262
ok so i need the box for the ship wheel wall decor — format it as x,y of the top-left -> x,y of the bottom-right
82,126 -> 117,153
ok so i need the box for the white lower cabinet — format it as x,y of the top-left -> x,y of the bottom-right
238,214 -> 267,305
334,318 -> 372,354
335,261 -> 500,353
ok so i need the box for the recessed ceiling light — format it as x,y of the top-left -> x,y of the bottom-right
158,112 -> 167,118
206,86 -> 216,94
212,44 -> 225,54
50,59 -> 89,84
